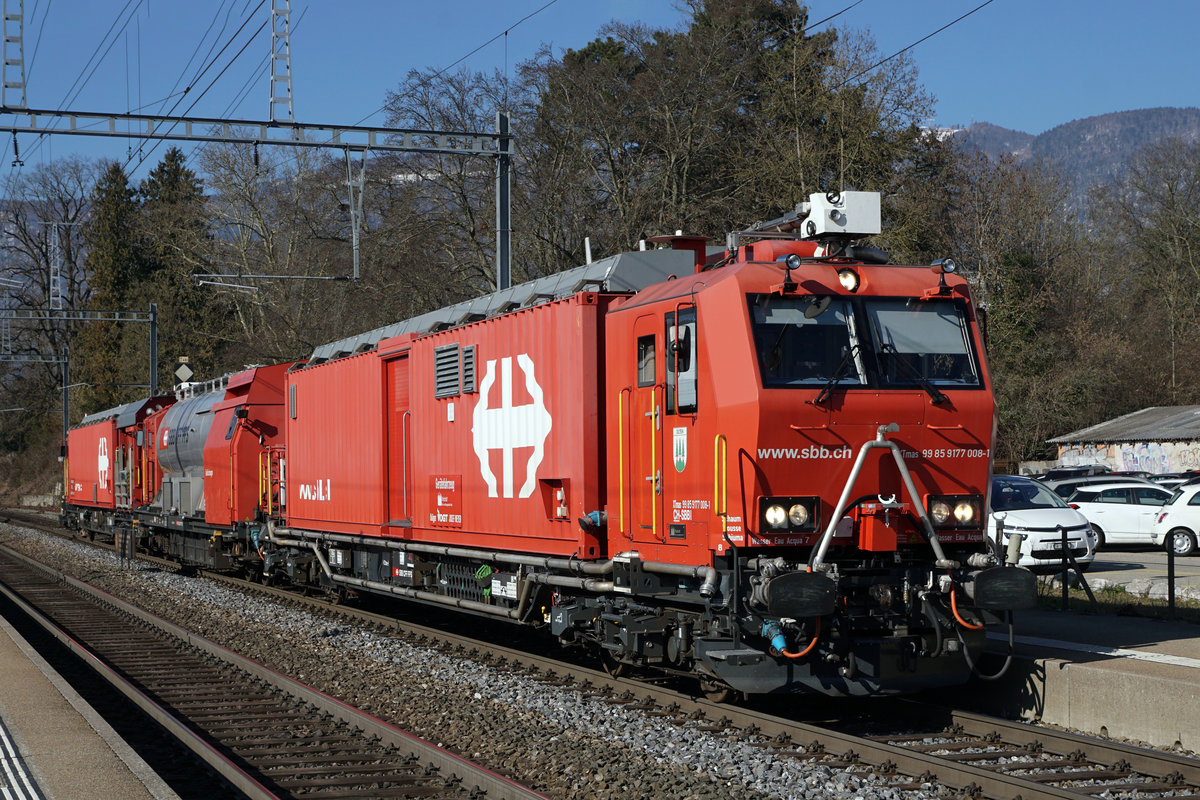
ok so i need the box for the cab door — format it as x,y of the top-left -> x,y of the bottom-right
661,305 -> 699,546
629,315 -> 664,544
386,353 -> 412,526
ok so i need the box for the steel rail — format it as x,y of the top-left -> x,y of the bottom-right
8,510 -> 1200,799
0,540 -> 551,800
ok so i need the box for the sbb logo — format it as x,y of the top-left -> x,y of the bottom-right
757,445 -> 854,460
800,446 -> 852,459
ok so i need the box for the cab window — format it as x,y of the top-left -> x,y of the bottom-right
637,335 -> 656,387
665,307 -> 698,414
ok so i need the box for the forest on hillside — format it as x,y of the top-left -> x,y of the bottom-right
2,0 -> 1199,494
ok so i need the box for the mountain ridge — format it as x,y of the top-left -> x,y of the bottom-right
949,107 -> 1200,208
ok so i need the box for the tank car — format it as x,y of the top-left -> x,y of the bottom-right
62,190 -> 1035,697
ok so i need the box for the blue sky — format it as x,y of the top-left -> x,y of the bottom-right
6,0 -> 1199,176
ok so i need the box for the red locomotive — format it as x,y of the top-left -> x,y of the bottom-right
62,191 -> 1034,697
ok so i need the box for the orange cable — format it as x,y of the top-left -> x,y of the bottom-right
950,585 -> 984,630
780,617 -> 821,659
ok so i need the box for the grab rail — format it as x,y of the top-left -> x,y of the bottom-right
714,434 -> 728,534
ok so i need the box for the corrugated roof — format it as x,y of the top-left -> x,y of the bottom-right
306,248 -> 694,364
1048,406 -> 1200,444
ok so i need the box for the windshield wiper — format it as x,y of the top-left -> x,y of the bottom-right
811,344 -> 860,406
880,344 -> 948,405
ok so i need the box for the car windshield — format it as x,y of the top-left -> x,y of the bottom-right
991,478 -> 1067,511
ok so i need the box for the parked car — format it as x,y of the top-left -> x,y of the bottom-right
1151,474 -> 1188,488
1149,472 -> 1200,490
1066,482 -> 1172,547
1041,474 -> 1157,498
1030,466 -> 1109,481
988,475 -> 1097,573
1150,483 -> 1200,556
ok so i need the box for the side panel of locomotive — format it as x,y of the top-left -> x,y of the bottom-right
284,350 -> 389,536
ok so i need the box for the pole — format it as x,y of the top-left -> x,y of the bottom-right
1167,538 -> 1176,620
60,343 -> 68,453
1059,525 -> 1068,611
149,303 -> 157,395
495,110 -> 510,291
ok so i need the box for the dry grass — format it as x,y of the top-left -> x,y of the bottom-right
1036,578 -> 1200,623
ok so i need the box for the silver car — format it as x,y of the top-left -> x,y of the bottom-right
989,475 -> 1097,573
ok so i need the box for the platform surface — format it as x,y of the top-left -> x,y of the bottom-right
982,591 -> 1200,750
0,612 -> 174,800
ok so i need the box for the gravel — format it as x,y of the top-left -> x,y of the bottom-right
0,523 -> 943,800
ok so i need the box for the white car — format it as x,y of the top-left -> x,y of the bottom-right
1150,483 -> 1200,556
1066,482 -> 1172,548
988,475 -> 1096,574
1041,474 -> 1157,499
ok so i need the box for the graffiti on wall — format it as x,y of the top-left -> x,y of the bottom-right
1058,441 -> 1200,474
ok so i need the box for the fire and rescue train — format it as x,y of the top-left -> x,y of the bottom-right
61,191 -> 1035,698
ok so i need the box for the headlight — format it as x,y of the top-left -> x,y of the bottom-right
758,496 -> 819,533
926,495 -> 984,529
837,268 -> 860,292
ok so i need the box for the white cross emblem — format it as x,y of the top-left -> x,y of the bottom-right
471,354 -> 553,499
97,437 -> 110,487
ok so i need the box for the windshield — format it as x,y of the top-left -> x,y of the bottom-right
991,478 -> 1067,511
749,296 -> 864,387
748,294 -> 981,390
866,299 -> 980,386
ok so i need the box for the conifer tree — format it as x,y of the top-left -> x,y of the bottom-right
76,161 -> 144,413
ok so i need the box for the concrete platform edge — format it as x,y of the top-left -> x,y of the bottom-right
974,644 -> 1200,752
0,614 -> 178,800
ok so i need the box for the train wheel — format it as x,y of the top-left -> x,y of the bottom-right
327,586 -> 348,605
700,679 -> 737,703
600,651 -> 631,678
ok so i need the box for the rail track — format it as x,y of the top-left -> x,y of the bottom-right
0,535 -> 548,800
5,508 -> 1200,799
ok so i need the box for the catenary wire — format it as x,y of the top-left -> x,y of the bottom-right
833,0 -> 996,90
126,14 -> 270,174
152,0 -> 243,119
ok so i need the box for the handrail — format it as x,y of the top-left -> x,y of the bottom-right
259,451 -> 268,515
401,409 -> 412,521
808,423 -> 956,571
617,388 -> 631,537
714,433 -> 728,533
650,385 -> 661,540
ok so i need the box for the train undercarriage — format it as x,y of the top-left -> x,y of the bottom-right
59,504 -> 1032,698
